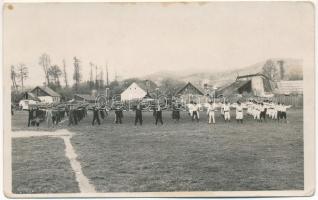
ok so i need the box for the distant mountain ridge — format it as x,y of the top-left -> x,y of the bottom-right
142,58 -> 303,88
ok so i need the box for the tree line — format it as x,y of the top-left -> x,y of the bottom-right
10,53 -> 186,103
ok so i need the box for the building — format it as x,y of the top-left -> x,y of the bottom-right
74,94 -> 96,103
120,82 -> 149,101
217,73 -> 273,97
18,92 -> 41,110
31,86 -> 61,103
175,82 -> 205,103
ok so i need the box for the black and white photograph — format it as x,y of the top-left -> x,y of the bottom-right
2,1 -> 315,198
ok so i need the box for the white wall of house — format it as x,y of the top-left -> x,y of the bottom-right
121,82 -> 147,101
38,96 -> 60,103
19,100 -> 37,110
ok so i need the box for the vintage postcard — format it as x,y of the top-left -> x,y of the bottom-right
2,1 -> 315,198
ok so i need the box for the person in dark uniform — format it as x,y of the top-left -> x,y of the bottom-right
134,102 -> 143,126
92,106 -> 101,125
68,106 -> 74,126
155,103 -> 163,125
172,102 -> 180,123
115,106 -> 123,124
27,107 -> 34,127
34,107 -> 41,127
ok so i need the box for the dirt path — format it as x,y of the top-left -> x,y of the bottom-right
12,129 -> 96,193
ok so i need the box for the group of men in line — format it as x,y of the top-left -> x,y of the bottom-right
187,100 -> 292,124
25,99 -> 292,128
25,104 -> 90,128
90,99 -> 292,126
27,106 -> 66,127
91,102 -> 165,126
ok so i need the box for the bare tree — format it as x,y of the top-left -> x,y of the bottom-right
48,65 -> 62,86
11,65 -> 18,91
39,53 -> 51,85
17,64 -> 28,92
73,57 -> 81,92
62,59 -> 69,88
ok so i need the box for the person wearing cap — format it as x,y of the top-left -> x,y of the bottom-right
206,100 -> 216,124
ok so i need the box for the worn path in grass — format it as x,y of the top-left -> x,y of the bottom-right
12,129 -> 96,193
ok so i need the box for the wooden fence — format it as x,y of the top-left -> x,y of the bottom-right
271,94 -> 303,108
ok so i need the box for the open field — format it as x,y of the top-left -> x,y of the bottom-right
12,136 -> 80,193
11,109 -> 303,193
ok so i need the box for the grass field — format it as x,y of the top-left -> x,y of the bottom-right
12,137 -> 80,193
11,109 -> 303,193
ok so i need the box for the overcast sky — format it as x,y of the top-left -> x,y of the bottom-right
3,2 -> 314,87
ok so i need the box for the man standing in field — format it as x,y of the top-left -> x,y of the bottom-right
223,101 -> 231,122
259,103 -> 267,122
279,103 -> 292,123
235,101 -> 243,123
135,102 -> 143,126
155,102 -> 163,125
192,102 -> 200,122
207,101 -> 216,124
115,106 -> 123,124
46,107 -> 54,128
172,101 -> 181,123
92,106 -> 101,125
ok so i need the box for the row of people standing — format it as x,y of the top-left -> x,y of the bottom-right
88,100 -> 292,126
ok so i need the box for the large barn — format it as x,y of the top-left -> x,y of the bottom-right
217,73 -> 273,97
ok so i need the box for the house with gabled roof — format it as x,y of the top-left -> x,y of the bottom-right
175,82 -> 205,103
30,86 -> 61,103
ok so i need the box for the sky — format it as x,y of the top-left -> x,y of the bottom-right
3,2 -> 314,87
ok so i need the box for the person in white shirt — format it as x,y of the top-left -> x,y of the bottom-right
279,103 -> 292,123
192,102 -> 200,122
235,101 -> 244,123
255,102 -> 261,122
272,102 -> 279,120
276,102 -> 282,122
223,101 -> 231,122
187,101 -> 194,117
206,101 -> 216,124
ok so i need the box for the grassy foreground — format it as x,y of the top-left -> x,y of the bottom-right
68,109 -> 303,192
12,137 -> 80,193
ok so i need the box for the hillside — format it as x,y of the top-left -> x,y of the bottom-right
142,58 -> 303,88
